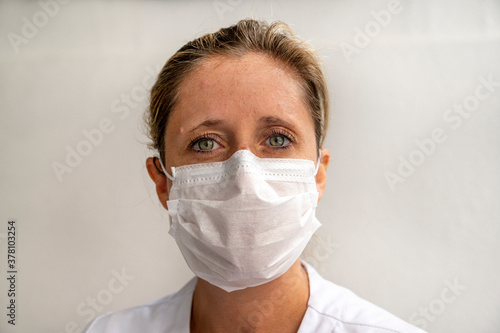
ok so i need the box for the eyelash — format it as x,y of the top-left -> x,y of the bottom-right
268,129 -> 294,149
188,132 -> 219,153
187,129 -> 295,153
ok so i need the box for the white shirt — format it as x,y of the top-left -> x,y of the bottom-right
84,262 -> 426,332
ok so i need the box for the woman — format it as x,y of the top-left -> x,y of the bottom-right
85,19 -> 425,332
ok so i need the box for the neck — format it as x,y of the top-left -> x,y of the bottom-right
190,260 -> 310,333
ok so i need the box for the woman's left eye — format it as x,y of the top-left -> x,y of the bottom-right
268,135 -> 290,147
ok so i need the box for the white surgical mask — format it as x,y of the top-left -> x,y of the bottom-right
159,150 -> 321,292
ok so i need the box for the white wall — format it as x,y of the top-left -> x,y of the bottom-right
0,0 -> 499,332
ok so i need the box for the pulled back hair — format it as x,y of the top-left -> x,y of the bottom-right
146,19 -> 330,163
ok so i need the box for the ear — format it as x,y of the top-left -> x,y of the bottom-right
315,148 -> 330,202
146,157 -> 170,210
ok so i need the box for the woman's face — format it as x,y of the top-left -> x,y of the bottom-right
147,52 -> 329,205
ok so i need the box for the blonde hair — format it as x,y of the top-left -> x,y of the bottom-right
147,19 -> 329,162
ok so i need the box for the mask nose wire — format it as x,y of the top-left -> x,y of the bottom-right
157,157 -> 175,181
157,149 -> 321,180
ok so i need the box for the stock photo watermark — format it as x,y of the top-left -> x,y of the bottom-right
55,267 -> 135,333
340,0 -> 403,63
301,233 -> 340,275
236,268 -> 303,332
51,64 -> 161,182
213,0 -> 243,20
7,0 -> 71,54
233,233 -> 338,332
5,219 -> 18,326
385,74 -> 499,192
409,278 -> 466,330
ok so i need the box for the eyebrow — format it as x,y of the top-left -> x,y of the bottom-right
258,116 -> 295,129
187,116 -> 295,134
188,119 -> 224,133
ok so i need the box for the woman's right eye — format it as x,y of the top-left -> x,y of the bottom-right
192,138 -> 220,152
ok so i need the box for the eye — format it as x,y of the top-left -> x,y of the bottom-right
197,139 -> 215,150
190,135 -> 220,152
267,131 -> 292,148
269,135 -> 286,146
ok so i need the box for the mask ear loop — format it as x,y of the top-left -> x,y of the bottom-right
156,156 -> 175,181
313,149 -> 322,176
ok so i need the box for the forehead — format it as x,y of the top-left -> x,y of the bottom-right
172,52 -> 309,120
180,52 -> 302,92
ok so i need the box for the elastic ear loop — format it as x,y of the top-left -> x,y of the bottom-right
156,156 -> 175,181
314,149 -> 322,176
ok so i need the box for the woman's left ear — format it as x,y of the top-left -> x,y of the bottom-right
315,148 -> 330,201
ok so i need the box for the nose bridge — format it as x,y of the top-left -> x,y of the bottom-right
232,145 -> 252,155
229,124 -> 257,157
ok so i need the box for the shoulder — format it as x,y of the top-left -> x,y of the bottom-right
300,262 -> 427,333
83,277 -> 196,333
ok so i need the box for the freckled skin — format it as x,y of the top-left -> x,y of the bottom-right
167,53 -> 317,165
147,51 -> 330,208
